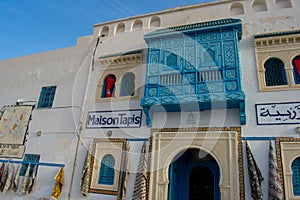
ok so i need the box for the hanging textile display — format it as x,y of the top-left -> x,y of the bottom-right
19,164 -> 30,195
51,167 -> 64,200
118,143 -> 130,200
80,143 -> 93,197
268,141 -> 283,200
12,164 -> 21,192
0,162 -> 5,190
132,141 -> 148,200
246,142 -> 264,200
1,163 -> 9,191
26,164 -> 37,195
105,75 -> 116,97
2,164 -> 14,193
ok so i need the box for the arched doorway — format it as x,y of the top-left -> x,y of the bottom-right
168,149 -> 220,200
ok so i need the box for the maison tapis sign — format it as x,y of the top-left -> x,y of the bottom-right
86,109 -> 142,128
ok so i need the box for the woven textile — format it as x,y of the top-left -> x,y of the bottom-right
268,141 -> 283,200
246,142 -> 264,200
132,142 -> 147,200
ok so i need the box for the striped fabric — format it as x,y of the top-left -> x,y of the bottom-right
26,164 -> 37,194
118,143 -> 130,200
3,164 -> 14,193
12,165 -> 21,192
246,142 -> 264,200
268,141 -> 283,200
19,164 -> 30,195
132,141 -> 147,200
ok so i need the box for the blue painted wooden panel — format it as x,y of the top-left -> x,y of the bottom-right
141,18 -> 245,126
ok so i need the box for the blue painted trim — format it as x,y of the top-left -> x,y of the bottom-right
242,137 -> 275,141
0,159 -> 64,167
126,138 -> 149,141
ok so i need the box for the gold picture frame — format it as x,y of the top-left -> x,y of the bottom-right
89,138 -> 127,195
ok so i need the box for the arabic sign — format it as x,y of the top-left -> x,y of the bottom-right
256,102 -> 300,125
86,109 -> 142,128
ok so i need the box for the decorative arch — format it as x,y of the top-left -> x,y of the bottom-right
168,148 -> 221,200
132,19 -> 143,31
275,0 -> 292,9
252,0 -> 267,12
149,16 -> 161,28
149,128 -> 243,200
229,2 -> 245,15
115,23 -> 125,35
264,57 -> 287,86
100,26 -> 109,37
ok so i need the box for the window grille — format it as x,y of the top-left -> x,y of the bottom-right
37,86 -> 56,108
292,157 -> 300,195
98,155 -> 115,185
264,58 -> 287,86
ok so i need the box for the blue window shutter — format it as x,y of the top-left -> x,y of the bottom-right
292,157 -> 300,195
98,154 -> 115,185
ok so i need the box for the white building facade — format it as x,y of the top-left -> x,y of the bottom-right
0,0 -> 300,199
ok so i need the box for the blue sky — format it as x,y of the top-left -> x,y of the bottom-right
0,0 -> 213,60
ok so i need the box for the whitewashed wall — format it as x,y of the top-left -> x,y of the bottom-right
0,0 -> 299,199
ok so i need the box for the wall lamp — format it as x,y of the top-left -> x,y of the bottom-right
16,99 -> 37,106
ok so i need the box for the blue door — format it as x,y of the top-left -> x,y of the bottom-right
168,149 -> 220,200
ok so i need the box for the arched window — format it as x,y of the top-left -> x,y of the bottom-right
150,16 -> 161,28
264,58 -> 287,86
115,23 -> 125,35
102,74 -> 116,98
292,157 -> 300,195
252,0 -> 267,12
132,20 -> 143,30
292,55 -> 300,84
120,72 -> 135,96
98,154 -> 115,185
229,2 -> 245,15
100,26 -> 109,37
276,0 -> 292,9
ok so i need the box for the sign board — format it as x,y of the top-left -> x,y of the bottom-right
256,102 -> 300,125
86,109 -> 142,128
0,144 -> 24,158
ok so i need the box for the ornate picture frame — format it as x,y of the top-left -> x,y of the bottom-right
88,138 -> 126,195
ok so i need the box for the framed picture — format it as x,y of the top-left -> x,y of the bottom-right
89,138 -> 127,195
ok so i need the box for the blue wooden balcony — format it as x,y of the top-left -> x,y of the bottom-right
141,18 -> 245,126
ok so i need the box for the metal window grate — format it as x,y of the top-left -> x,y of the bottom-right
98,155 -> 115,185
292,157 -> 300,195
37,86 -> 56,108
264,58 -> 287,86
